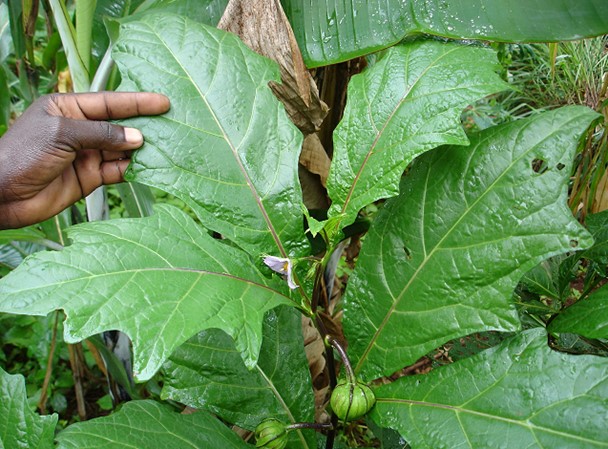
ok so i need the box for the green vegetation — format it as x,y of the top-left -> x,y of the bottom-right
1,1 -> 607,448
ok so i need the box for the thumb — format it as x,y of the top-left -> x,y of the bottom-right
58,116 -> 144,152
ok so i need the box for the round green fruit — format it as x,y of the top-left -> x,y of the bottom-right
255,418 -> 288,449
330,379 -> 376,421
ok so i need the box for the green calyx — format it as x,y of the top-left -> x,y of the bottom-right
330,379 -> 376,421
255,418 -> 289,449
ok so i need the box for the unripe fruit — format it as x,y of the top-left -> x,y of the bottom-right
255,418 -> 288,449
330,379 -> 376,421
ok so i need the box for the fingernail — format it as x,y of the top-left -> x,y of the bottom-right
124,127 -> 143,144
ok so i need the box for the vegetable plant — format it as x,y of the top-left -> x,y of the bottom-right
1,1 -> 608,448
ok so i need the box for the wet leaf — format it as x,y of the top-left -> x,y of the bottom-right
580,210 -> 608,264
327,40 -> 507,229
549,283 -> 608,340
162,307 -> 315,449
0,205 -> 292,381
283,0 -> 608,67
56,400 -> 250,449
343,106 -> 598,381
372,328 -> 608,449
113,13 -> 307,258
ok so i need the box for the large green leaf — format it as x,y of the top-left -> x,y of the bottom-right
549,283 -> 608,340
327,40 -> 507,229
56,400 -> 250,449
113,13 -> 307,259
282,0 -> 608,67
163,306 -> 315,449
371,328 -> 608,449
0,205 -> 292,381
0,367 -> 57,449
343,106 -> 598,381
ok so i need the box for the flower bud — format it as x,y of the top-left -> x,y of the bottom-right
255,418 -> 288,449
330,379 -> 376,421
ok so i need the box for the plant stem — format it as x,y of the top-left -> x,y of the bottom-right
37,311 -> 60,414
312,315 -> 338,449
325,335 -> 356,385
67,343 -> 87,421
90,47 -> 115,92
286,422 -> 333,432
310,246 -> 347,449
37,238 -> 64,252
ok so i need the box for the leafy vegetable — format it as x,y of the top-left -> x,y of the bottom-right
549,284 -> 608,339
56,400 -> 250,449
327,40 -> 508,229
163,306 -> 315,449
0,205 -> 291,380
344,106 -> 598,381
113,13 -> 308,258
0,367 -> 57,449
371,328 -> 608,448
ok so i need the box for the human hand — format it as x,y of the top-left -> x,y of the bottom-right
0,92 -> 170,229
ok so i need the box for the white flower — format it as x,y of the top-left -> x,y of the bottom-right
263,256 -> 298,290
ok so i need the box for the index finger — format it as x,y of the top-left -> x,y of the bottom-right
50,91 -> 171,120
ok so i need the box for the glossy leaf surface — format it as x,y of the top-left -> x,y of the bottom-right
371,328 -> 608,449
580,210 -> 608,264
0,205 -> 291,381
282,0 -> 608,67
343,107 -> 598,381
113,13 -> 307,258
163,306 -> 315,449
56,400 -> 250,449
549,283 -> 608,340
520,254 -> 577,303
136,0 -> 227,21
0,367 -> 56,449
327,40 -> 507,228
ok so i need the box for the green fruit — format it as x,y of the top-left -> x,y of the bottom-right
255,418 -> 288,449
330,379 -> 376,421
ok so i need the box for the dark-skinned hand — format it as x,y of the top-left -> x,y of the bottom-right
0,92 -> 170,229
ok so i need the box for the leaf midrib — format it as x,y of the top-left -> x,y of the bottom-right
3,266 -> 288,300
340,44 -> 462,217
377,397 -> 608,446
354,113 -> 585,375
141,20 -> 288,258
255,366 -> 310,449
